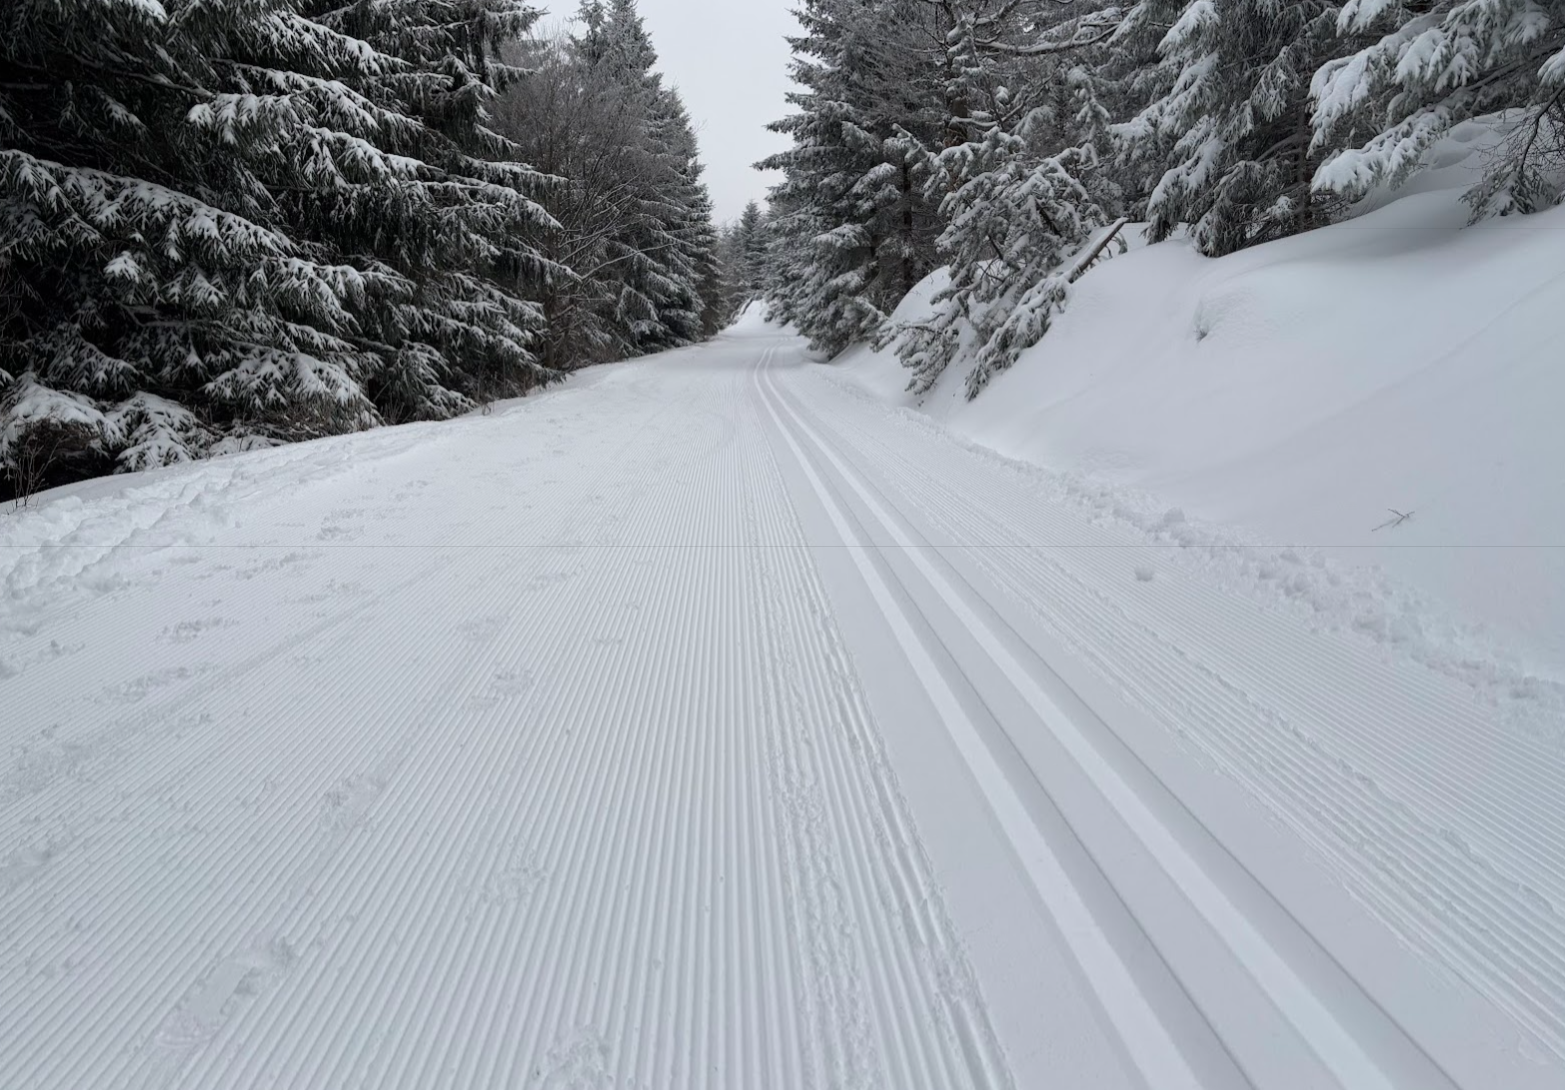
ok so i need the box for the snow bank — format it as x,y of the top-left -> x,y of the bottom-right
838,121 -> 1565,674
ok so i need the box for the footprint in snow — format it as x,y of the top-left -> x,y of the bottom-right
235,550 -> 319,580
159,618 -> 232,644
152,937 -> 297,1053
470,667 -> 535,709
0,835 -> 70,896
535,1029 -> 635,1090
0,740 -> 93,803
476,857 -> 547,911
100,665 -> 207,705
319,774 -> 386,837
459,614 -> 509,644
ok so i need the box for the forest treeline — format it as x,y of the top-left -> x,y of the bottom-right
759,0 -> 1565,397
7,0 -> 1562,497
0,0 -> 744,498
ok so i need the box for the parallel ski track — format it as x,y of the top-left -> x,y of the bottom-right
755,356 -> 1471,1089
1,351 -> 1011,1088
796,369 -> 1565,1063
9,332 -> 1556,1089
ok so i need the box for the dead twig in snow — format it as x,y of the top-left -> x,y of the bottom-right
1371,508 -> 1415,532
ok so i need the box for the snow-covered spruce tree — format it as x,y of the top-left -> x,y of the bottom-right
887,0 -> 1124,397
733,202 -> 770,307
1114,0 -> 1350,256
299,0 -> 563,419
714,202 -> 773,324
690,182 -> 729,338
0,0 -> 383,488
643,89 -> 721,350
760,0 -> 948,357
493,29 -> 637,369
896,134 -> 1120,398
566,0 -> 718,357
495,4 -> 722,366
1311,0 -> 1565,217
756,187 -> 819,333
714,218 -> 747,322
0,0 -> 560,495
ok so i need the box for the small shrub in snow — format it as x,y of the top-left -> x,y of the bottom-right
0,377 -> 118,503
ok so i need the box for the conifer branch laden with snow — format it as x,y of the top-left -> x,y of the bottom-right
0,0 -> 723,498
763,0 -> 1565,398
1311,0 -> 1565,218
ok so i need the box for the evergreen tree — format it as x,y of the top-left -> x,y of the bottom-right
570,0 -> 719,356
735,202 -> 770,301
0,0 -> 558,495
1312,0 -> 1565,217
494,8 -> 722,369
303,0 -> 562,418
887,0 -> 1124,396
690,183 -> 729,338
1,0 -> 377,483
1114,0 -> 1349,256
760,0 -> 947,357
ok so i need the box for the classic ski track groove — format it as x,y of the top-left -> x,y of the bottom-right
800,369 -> 1565,1061
1,344 -> 1013,1089
2,332 -> 1560,1089
756,356 -> 1486,1089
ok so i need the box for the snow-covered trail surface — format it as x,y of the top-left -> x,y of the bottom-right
2,325 -> 1562,1089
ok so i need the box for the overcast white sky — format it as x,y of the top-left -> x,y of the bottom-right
629,0 -> 800,224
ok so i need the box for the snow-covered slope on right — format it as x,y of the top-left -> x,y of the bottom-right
840,118 -> 1565,684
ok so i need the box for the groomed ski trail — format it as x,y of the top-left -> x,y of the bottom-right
0,325 -> 1561,1088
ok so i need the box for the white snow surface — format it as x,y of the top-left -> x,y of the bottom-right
845,120 -> 1565,681
3,319 -> 1564,1088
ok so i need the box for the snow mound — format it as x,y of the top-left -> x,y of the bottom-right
839,129 -> 1565,675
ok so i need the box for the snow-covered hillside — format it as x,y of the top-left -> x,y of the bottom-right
842,122 -> 1565,681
